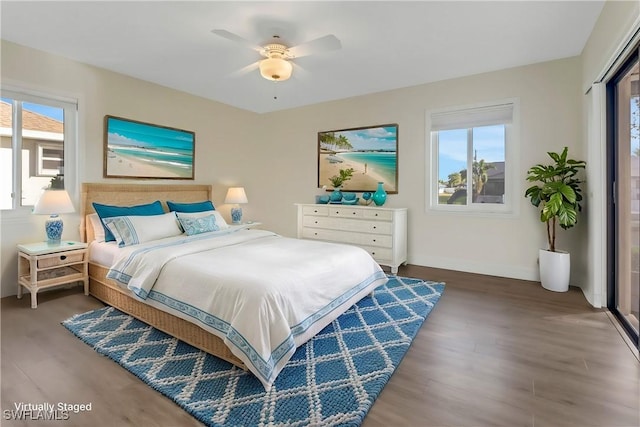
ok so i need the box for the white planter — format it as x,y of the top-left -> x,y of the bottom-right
539,249 -> 570,292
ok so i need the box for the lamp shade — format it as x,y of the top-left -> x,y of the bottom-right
224,187 -> 248,204
259,58 -> 293,81
33,189 -> 75,215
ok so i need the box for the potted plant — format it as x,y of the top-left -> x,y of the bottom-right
328,168 -> 354,201
524,147 -> 586,292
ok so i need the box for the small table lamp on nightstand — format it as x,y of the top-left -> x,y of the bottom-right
32,189 -> 75,243
225,187 -> 248,224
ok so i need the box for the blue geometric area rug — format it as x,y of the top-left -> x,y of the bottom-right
62,275 -> 444,427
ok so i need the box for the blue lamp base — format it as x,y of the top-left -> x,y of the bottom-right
230,207 -> 243,224
45,214 -> 63,244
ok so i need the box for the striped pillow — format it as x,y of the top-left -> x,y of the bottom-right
103,212 -> 182,247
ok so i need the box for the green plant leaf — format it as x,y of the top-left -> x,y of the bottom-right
525,185 -> 543,207
543,192 -> 563,218
558,183 -> 576,203
548,151 -> 561,163
557,203 -> 577,228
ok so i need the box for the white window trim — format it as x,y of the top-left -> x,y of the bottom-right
1,86 -> 78,210
425,98 -> 520,217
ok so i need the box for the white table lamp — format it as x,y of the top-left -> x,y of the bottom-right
33,189 -> 75,243
225,187 -> 248,224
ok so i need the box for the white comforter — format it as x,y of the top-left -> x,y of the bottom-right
106,228 -> 387,389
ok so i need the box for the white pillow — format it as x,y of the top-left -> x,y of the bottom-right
102,212 -> 182,247
175,210 -> 229,230
87,213 -> 106,242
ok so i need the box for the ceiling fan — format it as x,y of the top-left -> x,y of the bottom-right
211,29 -> 341,82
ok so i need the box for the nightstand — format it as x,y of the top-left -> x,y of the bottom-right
17,241 -> 89,308
229,222 -> 262,230
242,221 -> 262,229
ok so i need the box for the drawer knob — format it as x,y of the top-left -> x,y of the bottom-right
372,252 -> 376,255
353,212 -> 356,215
375,213 -> 379,216
60,255 -> 67,261
373,239 -> 376,242
373,226 -> 377,229
315,221 -> 318,224
314,232 -> 318,235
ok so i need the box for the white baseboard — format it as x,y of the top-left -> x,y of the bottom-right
407,255 -> 539,282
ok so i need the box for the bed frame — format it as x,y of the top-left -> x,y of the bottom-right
80,183 -> 246,369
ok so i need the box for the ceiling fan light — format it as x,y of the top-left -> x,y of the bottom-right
259,58 -> 293,81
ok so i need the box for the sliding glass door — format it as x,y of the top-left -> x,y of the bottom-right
607,45 -> 639,349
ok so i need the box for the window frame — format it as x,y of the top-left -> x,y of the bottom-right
426,98 -> 520,217
1,87 -> 78,210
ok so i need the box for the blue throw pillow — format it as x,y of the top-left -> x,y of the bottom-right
167,200 -> 215,213
177,214 -> 220,236
93,200 -> 164,242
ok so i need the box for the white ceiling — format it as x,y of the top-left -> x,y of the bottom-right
0,1 -> 604,114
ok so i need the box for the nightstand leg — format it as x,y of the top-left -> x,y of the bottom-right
83,278 -> 89,296
30,289 -> 38,309
17,284 -> 23,299
29,258 -> 38,308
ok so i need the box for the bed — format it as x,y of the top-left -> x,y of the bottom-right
80,183 -> 388,390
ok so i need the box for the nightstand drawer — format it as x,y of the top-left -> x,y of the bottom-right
37,252 -> 84,268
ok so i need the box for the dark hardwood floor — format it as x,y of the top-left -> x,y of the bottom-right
2,265 -> 638,427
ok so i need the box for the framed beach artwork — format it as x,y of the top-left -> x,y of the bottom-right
318,124 -> 398,193
103,115 -> 195,179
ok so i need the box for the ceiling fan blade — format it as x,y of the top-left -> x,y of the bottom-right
229,61 -> 260,78
211,29 -> 263,52
287,34 -> 341,58
291,62 -> 309,80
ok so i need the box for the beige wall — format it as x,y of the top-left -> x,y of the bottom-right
255,57 -> 584,282
582,0 -> 640,92
0,36 -> 595,298
0,40 -> 258,297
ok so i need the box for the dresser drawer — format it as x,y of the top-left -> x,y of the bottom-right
328,207 -> 365,219
302,206 -> 329,216
303,216 -> 392,234
37,251 -> 85,268
302,227 -> 392,248
360,245 -> 393,262
363,209 -> 393,221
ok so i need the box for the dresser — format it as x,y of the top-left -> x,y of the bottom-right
296,204 -> 407,273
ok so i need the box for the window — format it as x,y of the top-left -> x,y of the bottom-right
427,100 -> 518,214
0,89 -> 77,209
37,143 -> 64,176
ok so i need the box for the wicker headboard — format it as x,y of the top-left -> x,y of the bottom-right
80,183 -> 212,243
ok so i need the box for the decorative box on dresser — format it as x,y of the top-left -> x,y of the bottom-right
296,204 -> 407,273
